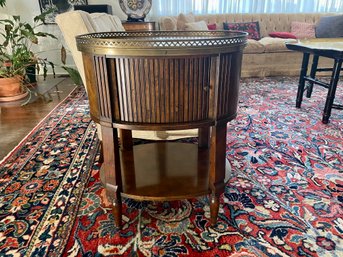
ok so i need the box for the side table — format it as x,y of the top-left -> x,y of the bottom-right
77,31 -> 247,228
122,21 -> 156,31
286,38 -> 343,124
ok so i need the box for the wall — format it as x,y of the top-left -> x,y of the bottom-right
0,0 -> 131,75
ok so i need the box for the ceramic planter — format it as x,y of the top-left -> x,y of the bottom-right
0,76 -> 28,102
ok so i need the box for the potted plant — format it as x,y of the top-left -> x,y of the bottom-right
0,0 -> 57,101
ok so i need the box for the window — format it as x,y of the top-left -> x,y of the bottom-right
150,0 -> 343,17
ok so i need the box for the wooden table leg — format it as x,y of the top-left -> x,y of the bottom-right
306,55 -> 319,98
296,53 -> 310,108
322,59 -> 342,124
209,123 -> 226,225
120,130 -> 136,194
98,140 -> 104,163
101,126 -> 123,228
119,129 -> 133,150
198,127 -> 210,148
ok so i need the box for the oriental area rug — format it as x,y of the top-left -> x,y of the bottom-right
0,77 -> 342,257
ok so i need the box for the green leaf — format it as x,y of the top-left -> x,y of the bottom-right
23,23 -> 34,32
35,32 -> 57,39
62,66 -> 83,86
3,38 -> 8,47
20,30 -> 38,44
0,19 -> 14,26
47,61 -> 55,77
4,24 -> 12,32
12,15 -> 20,22
0,0 -> 6,7
34,7 -> 56,23
60,46 -> 66,65
43,63 -> 48,79
0,6 -> 58,79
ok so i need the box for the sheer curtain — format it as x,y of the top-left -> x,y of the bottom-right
150,0 -> 343,17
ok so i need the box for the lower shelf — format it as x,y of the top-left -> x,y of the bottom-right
101,142 -> 211,201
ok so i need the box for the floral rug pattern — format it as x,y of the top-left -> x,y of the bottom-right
1,77 -> 342,257
0,87 -> 99,256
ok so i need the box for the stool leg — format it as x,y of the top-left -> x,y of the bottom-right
306,55 -> 319,98
296,53 -> 310,108
209,124 -> 226,225
101,126 -> 123,228
322,59 -> 342,124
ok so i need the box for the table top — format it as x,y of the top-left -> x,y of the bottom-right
76,31 -> 248,56
286,38 -> 343,58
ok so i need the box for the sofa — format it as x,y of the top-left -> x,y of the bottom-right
159,12 -> 340,77
56,11 -> 341,141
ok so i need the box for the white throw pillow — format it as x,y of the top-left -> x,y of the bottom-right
160,16 -> 177,30
176,12 -> 195,30
184,20 -> 209,31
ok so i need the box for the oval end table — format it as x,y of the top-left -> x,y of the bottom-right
77,31 -> 247,228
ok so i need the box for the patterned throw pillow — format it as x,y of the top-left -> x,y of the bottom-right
269,32 -> 297,39
223,21 -> 261,40
291,21 -> 315,39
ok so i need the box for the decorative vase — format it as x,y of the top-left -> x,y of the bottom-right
119,0 -> 152,22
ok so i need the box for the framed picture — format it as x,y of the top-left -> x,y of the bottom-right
39,0 -> 88,24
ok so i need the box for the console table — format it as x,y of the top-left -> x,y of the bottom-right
76,31 -> 247,228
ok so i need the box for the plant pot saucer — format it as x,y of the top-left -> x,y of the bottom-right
0,90 -> 29,102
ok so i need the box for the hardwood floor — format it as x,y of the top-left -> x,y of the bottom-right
0,76 -> 77,161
